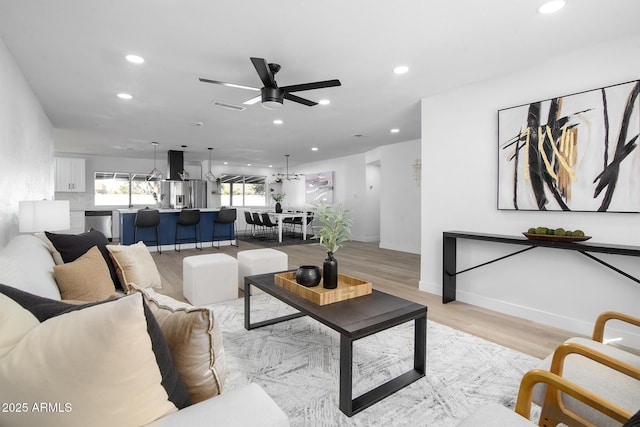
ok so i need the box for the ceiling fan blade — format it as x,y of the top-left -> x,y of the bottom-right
250,57 -> 277,88
284,92 -> 317,107
243,95 -> 262,105
280,79 -> 341,93
198,78 -> 260,91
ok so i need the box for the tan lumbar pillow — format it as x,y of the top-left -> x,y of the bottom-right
107,242 -> 162,293
131,284 -> 228,403
53,246 -> 117,302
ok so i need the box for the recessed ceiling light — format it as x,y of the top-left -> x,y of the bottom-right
117,93 -> 133,100
269,165 -> 273,168
393,65 -> 409,75
125,54 -> 144,64
537,0 -> 566,14
273,119 -> 283,125
224,161 -> 228,165
247,163 -> 252,166
391,128 -> 400,133
311,147 -> 318,151
318,99 -> 330,105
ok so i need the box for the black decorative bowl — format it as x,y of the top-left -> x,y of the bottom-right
295,265 -> 321,287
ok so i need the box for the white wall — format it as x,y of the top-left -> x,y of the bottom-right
420,34 -> 640,346
379,139 -> 421,253
286,153 -> 369,241
0,37 -> 53,247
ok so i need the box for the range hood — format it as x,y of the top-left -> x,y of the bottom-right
167,150 -> 184,181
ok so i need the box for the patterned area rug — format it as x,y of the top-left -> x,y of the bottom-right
209,295 -> 540,426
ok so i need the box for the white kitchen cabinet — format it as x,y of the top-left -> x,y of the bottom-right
55,157 -> 85,192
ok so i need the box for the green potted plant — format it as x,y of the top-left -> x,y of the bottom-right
312,201 -> 353,289
271,192 -> 285,213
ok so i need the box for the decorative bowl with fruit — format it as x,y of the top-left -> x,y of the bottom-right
523,227 -> 591,242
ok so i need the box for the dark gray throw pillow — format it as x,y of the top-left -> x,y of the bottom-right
45,229 -> 122,290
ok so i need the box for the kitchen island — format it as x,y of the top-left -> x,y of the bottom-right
118,208 -> 235,250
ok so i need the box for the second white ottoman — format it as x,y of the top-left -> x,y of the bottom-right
237,248 -> 288,295
183,253 -> 238,305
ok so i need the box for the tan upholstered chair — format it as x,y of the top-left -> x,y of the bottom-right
458,342 -> 639,427
532,312 -> 640,427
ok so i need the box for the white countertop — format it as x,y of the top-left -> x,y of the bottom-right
117,208 -> 221,214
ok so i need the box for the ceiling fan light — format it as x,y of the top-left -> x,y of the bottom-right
262,100 -> 283,110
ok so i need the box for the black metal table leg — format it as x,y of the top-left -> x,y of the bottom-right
442,234 -> 457,303
244,277 -> 305,330
339,335 -> 353,416
338,313 -> 427,417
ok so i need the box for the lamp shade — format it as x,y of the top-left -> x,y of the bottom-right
19,200 -> 70,232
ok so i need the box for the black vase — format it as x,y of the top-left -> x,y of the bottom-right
323,252 -> 338,289
275,202 -> 282,213
295,265 -> 321,287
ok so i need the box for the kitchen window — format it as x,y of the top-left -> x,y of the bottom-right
94,172 -> 161,207
219,174 -> 266,207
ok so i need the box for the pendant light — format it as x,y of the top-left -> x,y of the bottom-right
273,154 -> 302,181
147,141 -> 162,181
205,147 -> 216,182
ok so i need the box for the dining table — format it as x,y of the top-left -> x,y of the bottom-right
268,211 -> 312,243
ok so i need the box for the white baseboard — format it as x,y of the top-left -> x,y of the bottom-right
419,280 -> 640,349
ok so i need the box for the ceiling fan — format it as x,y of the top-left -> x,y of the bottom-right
199,57 -> 341,109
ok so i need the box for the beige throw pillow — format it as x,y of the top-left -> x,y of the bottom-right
131,285 -> 228,403
53,246 -> 116,302
107,242 -> 162,293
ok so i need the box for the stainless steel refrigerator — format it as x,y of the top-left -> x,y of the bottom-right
189,180 -> 206,208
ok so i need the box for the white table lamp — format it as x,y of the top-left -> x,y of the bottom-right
19,200 -> 70,233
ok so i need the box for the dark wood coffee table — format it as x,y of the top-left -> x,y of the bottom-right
244,271 -> 427,417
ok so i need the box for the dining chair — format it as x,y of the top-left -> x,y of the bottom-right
243,210 -> 256,236
260,212 -> 278,239
252,212 -> 265,238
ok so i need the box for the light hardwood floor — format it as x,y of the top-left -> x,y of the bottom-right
151,239 -> 577,359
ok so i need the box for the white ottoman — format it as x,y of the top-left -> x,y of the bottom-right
183,253 -> 238,305
237,248 -> 288,295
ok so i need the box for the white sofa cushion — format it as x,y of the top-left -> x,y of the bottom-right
144,383 -> 289,427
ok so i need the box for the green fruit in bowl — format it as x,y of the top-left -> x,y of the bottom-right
554,228 -> 566,236
546,228 -> 555,235
535,227 -> 548,235
527,227 -> 536,234
573,229 -> 585,237
565,230 -> 573,236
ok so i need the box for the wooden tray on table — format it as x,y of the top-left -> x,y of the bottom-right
274,271 -> 372,305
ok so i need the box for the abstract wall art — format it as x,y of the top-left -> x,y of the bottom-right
305,171 -> 334,204
498,80 -> 640,212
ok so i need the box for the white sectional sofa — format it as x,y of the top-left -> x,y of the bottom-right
0,234 -> 289,427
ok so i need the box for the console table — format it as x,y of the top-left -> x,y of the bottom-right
442,231 -> 640,304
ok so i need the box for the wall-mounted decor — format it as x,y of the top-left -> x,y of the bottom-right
498,80 -> 639,212
305,172 -> 334,204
